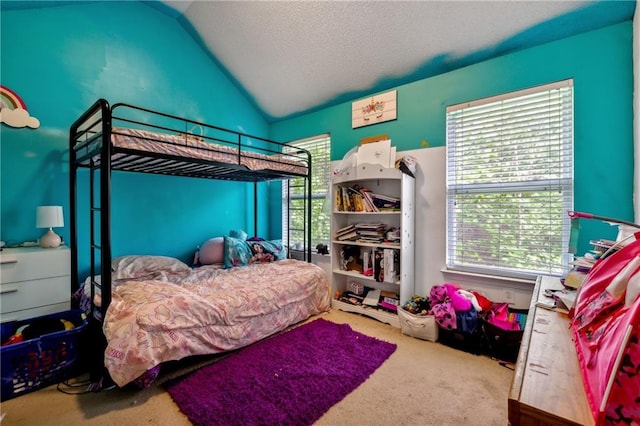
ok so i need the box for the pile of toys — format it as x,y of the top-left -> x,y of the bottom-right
401,294 -> 431,316
2,317 -> 76,346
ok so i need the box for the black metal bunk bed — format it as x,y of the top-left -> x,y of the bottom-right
69,99 -> 312,322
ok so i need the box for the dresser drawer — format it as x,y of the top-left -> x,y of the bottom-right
0,276 -> 70,316
0,302 -> 71,324
0,247 -> 70,284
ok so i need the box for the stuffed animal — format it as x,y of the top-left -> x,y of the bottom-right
444,283 -> 472,312
316,243 -> 329,255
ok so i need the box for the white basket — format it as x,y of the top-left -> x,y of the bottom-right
398,307 -> 438,342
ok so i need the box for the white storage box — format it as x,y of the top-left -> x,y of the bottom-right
398,307 -> 438,342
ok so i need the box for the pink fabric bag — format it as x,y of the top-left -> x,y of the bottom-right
571,239 -> 640,425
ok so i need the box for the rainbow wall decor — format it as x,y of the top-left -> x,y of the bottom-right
0,85 -> 40,129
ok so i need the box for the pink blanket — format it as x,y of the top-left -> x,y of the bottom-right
103,259 -> 330,386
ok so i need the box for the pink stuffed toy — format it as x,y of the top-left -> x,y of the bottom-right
444,283 -> 473,312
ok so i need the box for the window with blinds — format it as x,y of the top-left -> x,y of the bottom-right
446,80 -> 574,279
282,134 -> 331,251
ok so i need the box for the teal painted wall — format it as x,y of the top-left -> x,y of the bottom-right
0,2 -> 272,278
0,1 -> 634,280
271,22 -> 634,256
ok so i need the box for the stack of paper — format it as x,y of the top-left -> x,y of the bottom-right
357,140 -> 395,168
363,289 -> 381,306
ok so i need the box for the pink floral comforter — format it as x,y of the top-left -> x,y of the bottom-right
103,259 -> 330,387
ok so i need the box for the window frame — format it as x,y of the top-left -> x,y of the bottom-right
445,80 -> 574,279
282,133 -> 331,253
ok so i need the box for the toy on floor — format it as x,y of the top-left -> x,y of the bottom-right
402,294 -> 431,315
2,317 -> 74,346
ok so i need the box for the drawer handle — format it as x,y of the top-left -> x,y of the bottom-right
0,258 -> 18,264
0,288 -> 18,295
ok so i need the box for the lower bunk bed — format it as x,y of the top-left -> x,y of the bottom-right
79,254 -> 330,388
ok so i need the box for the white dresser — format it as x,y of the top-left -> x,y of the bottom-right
0,246 -> 71,323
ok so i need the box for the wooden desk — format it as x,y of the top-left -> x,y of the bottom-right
508,275 -> 594,426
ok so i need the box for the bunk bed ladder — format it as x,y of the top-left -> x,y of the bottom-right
69,98 -> 113,385
98,107 -> 113,318
285,172 -> 312,262
69,98 -> 112,319
88,159 -> 104,318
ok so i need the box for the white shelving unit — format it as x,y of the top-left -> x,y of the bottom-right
330,163 -> 415,327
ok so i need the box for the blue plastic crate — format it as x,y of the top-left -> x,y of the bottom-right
1,309 -> 88,401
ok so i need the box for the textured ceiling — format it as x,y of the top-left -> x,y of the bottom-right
164,1 -> 636,121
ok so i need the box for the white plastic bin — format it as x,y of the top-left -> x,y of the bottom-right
398,307 -> 438,342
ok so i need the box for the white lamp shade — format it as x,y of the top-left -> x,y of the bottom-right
36,206 -> 64,229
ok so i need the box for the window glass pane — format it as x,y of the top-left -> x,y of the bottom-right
446,80 -> 573,278
282,135 -> 331,251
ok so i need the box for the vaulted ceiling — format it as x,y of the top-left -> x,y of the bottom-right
150,2 -> 636,121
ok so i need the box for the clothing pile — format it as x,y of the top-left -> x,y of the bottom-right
429,283 -> 526,359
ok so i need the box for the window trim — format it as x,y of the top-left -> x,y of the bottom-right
445,79 -> 574,280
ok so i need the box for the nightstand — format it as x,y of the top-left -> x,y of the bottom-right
0,246 -> 71,323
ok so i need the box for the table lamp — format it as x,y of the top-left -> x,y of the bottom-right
36,205 -> 64,248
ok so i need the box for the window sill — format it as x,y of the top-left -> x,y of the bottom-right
289,249 -> 330,261
440,268 -> 536,286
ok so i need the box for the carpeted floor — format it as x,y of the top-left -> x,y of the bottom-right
0,309 -> 513,425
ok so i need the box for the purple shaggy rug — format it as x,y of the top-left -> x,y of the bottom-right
165,318 -> 396,426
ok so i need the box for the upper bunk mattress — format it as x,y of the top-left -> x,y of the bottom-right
75,127 -> 308,177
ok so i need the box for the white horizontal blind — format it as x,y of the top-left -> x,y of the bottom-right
282,134 -> 331,251
446,80 -> 573,278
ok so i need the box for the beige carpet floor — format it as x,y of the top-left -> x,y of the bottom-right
0,309 -> 513,425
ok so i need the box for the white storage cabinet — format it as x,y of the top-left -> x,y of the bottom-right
0,246 -> 71,323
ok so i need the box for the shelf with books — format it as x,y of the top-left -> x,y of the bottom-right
330,163 -> 414,327
332,240 -> 401,249
331,299 -> 400,328
333,268 -> 400,285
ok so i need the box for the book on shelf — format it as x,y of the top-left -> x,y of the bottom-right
348,186 -> 370,212
335,224 -> 356,236
335,187 -> 344,211
339,291 -> 364,306
362,250 -> 373,276
360,190 -> 379,212
380,290 -> 398,299
369,192 -> 401,210
369,192 -> 400,203
383,248 -> 398,283
341,186 -> 353,212
358,237 -> 384,244
355,222 -> 386,230
363,288 -> 381,306
337,231 -> 358,241
353,193 -> 365,212
379,294 -> 399,312
373,248 -> 384,282
336,184 -> 388,213
358,230 -> 384,236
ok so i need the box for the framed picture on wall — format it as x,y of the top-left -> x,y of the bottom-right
352,90 -> 397,128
